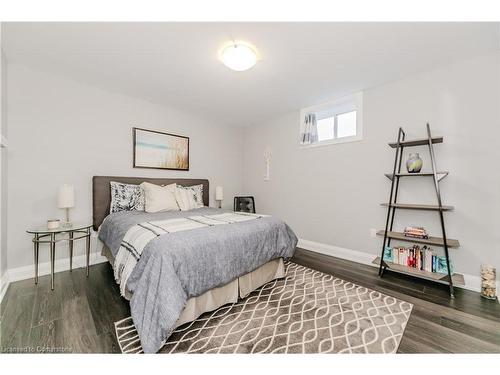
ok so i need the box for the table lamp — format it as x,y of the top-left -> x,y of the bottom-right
58,184 -> 74,227
215,186 -> 223,209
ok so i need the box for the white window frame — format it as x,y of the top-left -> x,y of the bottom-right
299,92 -> 363,148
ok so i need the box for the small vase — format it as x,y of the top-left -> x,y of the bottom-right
406,153 -> 423,173
481,265 -> 497,300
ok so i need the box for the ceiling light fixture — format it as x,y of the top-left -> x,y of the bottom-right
219,41 -> 259,72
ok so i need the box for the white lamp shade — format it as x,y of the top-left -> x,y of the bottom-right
57,184 -> 75,208
220,43 -> 258,71
215,186 -> 224,201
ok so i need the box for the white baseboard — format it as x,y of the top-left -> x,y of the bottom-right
297,238 -> 481,293
0,237 -> 483,305
0,250 -> 108,304
0,270 -> 9,304
7,251 -> 108,283
298,239 -> 375,266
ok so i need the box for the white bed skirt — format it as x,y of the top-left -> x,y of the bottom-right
99,241 -> 285,329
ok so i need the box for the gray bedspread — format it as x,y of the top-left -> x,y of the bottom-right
98,207 -> 297,353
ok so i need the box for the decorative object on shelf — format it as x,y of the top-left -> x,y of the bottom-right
406,152 -> 423,173
378,124 -> 460,297
47,219 -> 60,230
480,265 -> 497,300
58,184 -> 75,227
404,226 -> 428,239
263,147 -> 272,181
133,127 -> 189,171
215,186 -> 224,209
234,196 -> 256,214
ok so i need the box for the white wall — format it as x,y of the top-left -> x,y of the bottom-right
4,51 -> 500,290
6,63 -> 243,270
0,23 -> 8,286
243,53 -> 500,278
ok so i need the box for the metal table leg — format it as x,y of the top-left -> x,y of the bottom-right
33,234 -> 39,284
69,231 -> 74,271
50,233 -> 55,291
86,228 -> 90,277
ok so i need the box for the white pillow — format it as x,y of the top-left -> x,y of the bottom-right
140,182 -> 179,213
174,186 -> 198,211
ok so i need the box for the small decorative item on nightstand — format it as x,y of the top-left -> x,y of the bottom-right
58,184 -> 75,227
234,196 -> 256,213
47,219 -> 60,230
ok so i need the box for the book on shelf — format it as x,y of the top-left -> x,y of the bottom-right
403,226 -> 429,239
383,245 -> 452,275
424,248 -> 433,272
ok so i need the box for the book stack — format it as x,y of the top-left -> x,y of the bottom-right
383,245 -> 452,274
404,226 -> 429,239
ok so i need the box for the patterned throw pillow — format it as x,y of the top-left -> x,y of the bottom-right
174,186 -> 198,211
177,184 -> 204,208
110,181 -> 145,213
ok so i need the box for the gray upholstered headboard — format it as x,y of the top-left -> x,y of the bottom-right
92,176 -> 209,231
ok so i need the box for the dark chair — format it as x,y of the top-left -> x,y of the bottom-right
234,196 -> 256,213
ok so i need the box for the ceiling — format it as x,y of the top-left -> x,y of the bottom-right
3,22 -> 499,126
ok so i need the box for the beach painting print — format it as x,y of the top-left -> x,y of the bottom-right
133,127 -> 189,170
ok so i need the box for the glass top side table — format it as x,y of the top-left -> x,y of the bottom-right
27,223 -> 92,290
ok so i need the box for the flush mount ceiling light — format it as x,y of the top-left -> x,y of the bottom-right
219,41 -> 259,71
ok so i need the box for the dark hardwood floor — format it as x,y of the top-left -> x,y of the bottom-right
1,247 -> 499,353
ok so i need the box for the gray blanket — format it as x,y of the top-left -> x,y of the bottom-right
98,207 -> 297,353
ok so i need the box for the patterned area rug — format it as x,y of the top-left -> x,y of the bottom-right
115,262 -> 413,353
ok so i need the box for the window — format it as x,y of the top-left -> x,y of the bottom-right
317,116 -> 335,141
299,93 -> 363,147
317,110 -> 357,142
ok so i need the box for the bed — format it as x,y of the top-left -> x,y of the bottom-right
92,176 -> 298,353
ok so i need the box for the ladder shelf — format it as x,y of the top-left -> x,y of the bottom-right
377,124 -> 458,297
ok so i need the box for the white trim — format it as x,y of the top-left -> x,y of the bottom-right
0,250 -> 108,304
298,238 -> 482,293
298,238 -> 374,266
0,270 -> 10,304
299,135 -> 362,148
0,237 -> 484,304
7,251 -> 108,284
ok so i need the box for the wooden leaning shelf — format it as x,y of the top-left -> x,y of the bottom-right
373,257 -> 465,286
376,230 -> 460,248
377,124 -> 459,298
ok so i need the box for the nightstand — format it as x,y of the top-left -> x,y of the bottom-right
26,223 -> 92,290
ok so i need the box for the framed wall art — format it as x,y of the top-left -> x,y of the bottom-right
133,127 -> 189,171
